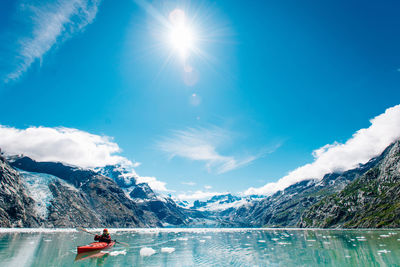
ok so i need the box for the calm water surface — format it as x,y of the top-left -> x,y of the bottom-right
0,228 -> 399,266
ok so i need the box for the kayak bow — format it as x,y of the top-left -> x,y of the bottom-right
77,241 -> 116,254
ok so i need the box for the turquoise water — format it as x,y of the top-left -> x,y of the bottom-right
0,228 -> 399,266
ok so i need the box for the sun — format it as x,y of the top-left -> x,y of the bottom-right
168,9 -> 196,59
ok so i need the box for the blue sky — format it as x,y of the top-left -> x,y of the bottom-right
1,0 -> 400,199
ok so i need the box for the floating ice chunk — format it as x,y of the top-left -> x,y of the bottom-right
109,250 -> 127,256
44,240 -> 52,242
378,250 -> 390,254
380,235 -> 390,238
306,240 -> 316,242
258,240 -> 266,243
271,238 -> 279,241
177,237 -> 188,241
278,242 -> 291,245
345,255 -> 351,258
161,247 -> 175,253
199,240 -> 206,243
140,247 -> 156,256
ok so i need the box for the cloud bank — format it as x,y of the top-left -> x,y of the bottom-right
157,127 -> 258,174
4,0 -> 101,82
0,125 -> 127,168
245,104 -> 400,196
0,125 -> 170,192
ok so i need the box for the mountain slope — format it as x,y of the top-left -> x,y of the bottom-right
223,142 -> 390,227
4,156 -> 189,227
0,155 -> 40,227
299,140 -> 400,228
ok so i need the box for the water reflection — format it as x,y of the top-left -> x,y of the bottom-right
0,229 -> 399,266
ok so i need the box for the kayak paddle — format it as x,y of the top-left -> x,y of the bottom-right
76,227 -> 130,247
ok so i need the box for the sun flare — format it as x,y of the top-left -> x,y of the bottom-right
168,9 -> 196,59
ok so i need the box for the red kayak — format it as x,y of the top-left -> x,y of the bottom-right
77,241 -> 116,254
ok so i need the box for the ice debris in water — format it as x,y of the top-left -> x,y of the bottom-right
378,250 -> 391,254
140,247 -> 156,256
109,250 -> 127,256
161,247 -> 175,253
177,237 -> 188,241
258,240 -> 266,243
199,240 -> 206,243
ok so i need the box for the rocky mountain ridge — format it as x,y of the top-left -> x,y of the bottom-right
0,156 -> 190,227
1,139 -> 400,228
299,140 -> 400,228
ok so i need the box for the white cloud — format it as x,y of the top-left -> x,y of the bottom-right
0,124 -> 171,192
177,190 -> 227,201
245,104 -> 400,196
0,125 -> 129,168
136,176 -> 169,192
204,185 -> 212,190
181,181 -> 196,186
156,127 -> 258,174
5,0 -> 101,82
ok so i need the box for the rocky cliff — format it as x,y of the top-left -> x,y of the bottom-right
299,140 -> 400,228
0,155 -> 40,227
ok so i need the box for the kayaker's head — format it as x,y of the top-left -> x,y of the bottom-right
103,228 -> 109,234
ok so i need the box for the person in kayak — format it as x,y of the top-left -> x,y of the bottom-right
94,229 -> 112,243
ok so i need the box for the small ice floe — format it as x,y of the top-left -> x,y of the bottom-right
199,240 -> 206,243
379,244 -> 386,247
278,242 -> 291,245
350,239 -> 355,241
29,241 -> 35,244
380,235 -> 390,238
161,247 -> 175,253
306,240 -> 316,242
109,250 -> 127,256
177,237 -> 188,241
204,236 -> 212,239
356,237 -> 367,241
271,238 -> 279,241
44,240 -> 52,242
345,255 -> 351,258
323,242 -> 331,245
140,247 -> 156,257
377,250 -> 391,254
258,240 -> 266,243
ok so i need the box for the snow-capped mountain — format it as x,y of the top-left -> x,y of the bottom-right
94,164 -> 137,188
190,194 -> 263,212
